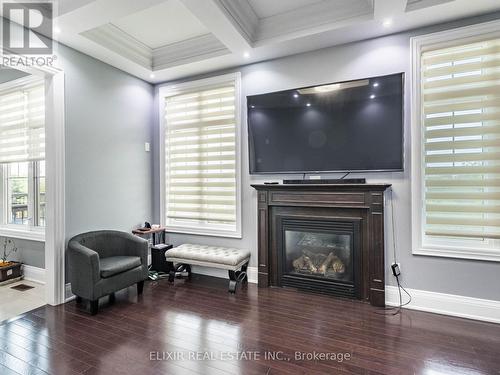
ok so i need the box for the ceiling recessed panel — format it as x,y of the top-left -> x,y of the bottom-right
112,0 -> 209,49
248,0 -> 325,19
406,0 -> 456,12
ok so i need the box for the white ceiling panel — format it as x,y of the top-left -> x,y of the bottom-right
112,0 -> 208,49
248,0 -> 325,19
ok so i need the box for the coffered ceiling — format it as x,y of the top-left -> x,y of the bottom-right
6,0 -> 500,82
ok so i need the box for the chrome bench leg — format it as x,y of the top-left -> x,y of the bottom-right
169,263 -> 191,283
228,261 -> 249,293
228,270 -> 237,293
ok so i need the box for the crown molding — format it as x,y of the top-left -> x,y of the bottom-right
81,25 -> 230,72
215,0 -> 259,44
256,0 -> 374,44
212,0 -> 375,46
81,24 -> 152,69
152,34 -> 230,71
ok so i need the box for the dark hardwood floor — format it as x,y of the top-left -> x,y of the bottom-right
0,274 -> 499,375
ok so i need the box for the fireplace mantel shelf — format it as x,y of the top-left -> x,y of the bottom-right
251,183 -> 391,189
252,183 -> 391,307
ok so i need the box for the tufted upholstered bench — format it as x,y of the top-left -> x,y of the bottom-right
165,244 -> 250,293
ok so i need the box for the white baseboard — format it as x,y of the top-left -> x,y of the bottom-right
386,285 -> 500,324
22,265 -> 46,284
191,265 -> 258,284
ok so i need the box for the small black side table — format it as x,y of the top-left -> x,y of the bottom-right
151,244 -> 173,273
132,227 -> 173,273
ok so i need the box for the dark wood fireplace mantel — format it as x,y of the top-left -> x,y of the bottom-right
251,183 -> 391,307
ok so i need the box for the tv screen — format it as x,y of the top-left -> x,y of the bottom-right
247,73 -> 404,174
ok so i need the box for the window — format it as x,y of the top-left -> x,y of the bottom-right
160,73 -> 241,238
411,21 -> 500,261
0,78 -> 45,240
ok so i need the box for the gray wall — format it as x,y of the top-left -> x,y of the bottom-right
2,238 -> 45,269
154,13 -> 500,301
59,44 -> 154,239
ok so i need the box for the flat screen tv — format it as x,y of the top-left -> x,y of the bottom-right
247,73 -> 404,174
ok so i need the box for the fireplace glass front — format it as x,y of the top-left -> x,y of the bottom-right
284,230 -> 353,284
278,218 -> 360,298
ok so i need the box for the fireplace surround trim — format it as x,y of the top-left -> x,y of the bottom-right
251,183 -> 391,307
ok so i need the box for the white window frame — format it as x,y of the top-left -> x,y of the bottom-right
158,72 -> 242,239
411,19 -> 500,262
0,161 -> 45,241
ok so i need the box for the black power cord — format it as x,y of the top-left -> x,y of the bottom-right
375,187 -> 412,316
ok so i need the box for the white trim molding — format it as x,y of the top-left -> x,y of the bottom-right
0,227 -> 45,242
410,19 -> 500,262
44,71 -> 67,306
386,285 -> 500,324
22,265 -> 46,284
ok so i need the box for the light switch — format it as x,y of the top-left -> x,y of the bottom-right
145,142 -> 150,152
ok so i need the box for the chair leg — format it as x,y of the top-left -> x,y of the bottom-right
137,280 -> 144,295
90,300 -> 99,315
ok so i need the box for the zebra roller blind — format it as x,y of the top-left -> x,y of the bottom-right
0,81 -> 45,163
164,79 -> 237,225
422,36 -> 500,240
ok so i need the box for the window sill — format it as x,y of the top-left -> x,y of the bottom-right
0,227 -> 45,242
414,246 -> 500,262
165,225 -> 242,239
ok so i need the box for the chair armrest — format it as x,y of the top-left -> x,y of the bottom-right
68,241 -> 100,285
120,233 -> 148,267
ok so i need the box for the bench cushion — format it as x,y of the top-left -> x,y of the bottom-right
99,256 -> 141,278
166,244 -> 250,269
